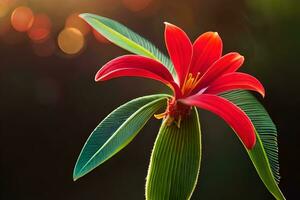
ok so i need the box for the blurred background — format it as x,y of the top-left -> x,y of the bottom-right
1,0 -> 299,199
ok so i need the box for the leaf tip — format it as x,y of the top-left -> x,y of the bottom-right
73,162 -> 84,181
73,169 -> 82,181
79,13 -> 92,22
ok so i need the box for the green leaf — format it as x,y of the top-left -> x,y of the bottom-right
146,108 -> 201,200
79,13 -> 176,76
221,90 -> 285,200
73,94 -> 168,181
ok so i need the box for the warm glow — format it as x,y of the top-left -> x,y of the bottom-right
93,29 -> 109,44
11,6 -> 34,32
122,0 -> 152,12
0,1 -> 9,18
58,27 -> 84,55
28,14 -> 52,42
65,13 -> 90,36
0,0 -> 15,18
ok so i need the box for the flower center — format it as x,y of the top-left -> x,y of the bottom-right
154,74 -> 201,127
181,72 -> 201,96
154,98 -> 192,128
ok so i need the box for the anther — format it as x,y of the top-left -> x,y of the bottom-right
154,111 -> 168,119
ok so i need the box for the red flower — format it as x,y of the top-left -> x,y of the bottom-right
95,23 -> 265,149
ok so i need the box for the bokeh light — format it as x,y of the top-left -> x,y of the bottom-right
122,0 -> 152,12
65,13 -> 90,36
92,29 -> 109,44
58,27 -> 84,55
28,14 -> 52,42
11,6 -> 34,32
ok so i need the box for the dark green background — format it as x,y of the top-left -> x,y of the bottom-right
1,0 -> 299,199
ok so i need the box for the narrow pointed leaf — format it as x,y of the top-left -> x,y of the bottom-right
80,13 -> 176,76
73,94 -> 168,180
146,108 -> 201,200
221,90 -> 285,200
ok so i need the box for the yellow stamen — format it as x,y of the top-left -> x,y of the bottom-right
154,112 -> 167,119
182,72 -> 202,95
181,73 -> 192,92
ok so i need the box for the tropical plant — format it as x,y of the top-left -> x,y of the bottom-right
73,13 -> 285,200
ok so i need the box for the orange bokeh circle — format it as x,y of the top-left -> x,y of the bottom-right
11,6 -> 34,32
28,14 -> 52,42
58,27 -> 85,55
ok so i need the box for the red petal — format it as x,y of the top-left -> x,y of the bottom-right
164,22 -> 193,87
192,52 -> 244,94
181,94 -> 256,149
189,32 -> 223,76
96,55 -> 181,97
205,72 -> 265,97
